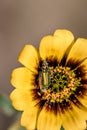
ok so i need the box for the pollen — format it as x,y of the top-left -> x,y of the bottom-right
37,60 -> 81,106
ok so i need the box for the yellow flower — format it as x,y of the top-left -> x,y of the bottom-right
10,29 -> 87,130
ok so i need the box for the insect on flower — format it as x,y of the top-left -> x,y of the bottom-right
10,29 -> 87,130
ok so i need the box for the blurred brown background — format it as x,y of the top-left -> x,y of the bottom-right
0,0 -> 87,129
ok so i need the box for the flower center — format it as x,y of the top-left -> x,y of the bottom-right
37,60 -> 81,109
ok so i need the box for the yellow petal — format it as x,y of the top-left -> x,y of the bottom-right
61,105 -> 87,130
67,38 -> 87,63
39,35 -> 54,60
21,106 -> 39,130
11,67 -> 35,89
39,29 -> 74,62
78,94 -> 87,109
10,89 -> 36,111
18,45 -> 39,73
37,107 -> 61,130
70,59 -> 87,108
76,58 -> 87,107
77,58 -> 87,71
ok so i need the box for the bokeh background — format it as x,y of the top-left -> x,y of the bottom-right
0,0 -> 87,129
